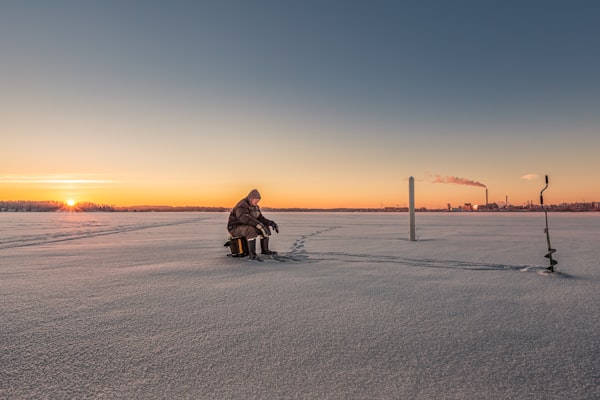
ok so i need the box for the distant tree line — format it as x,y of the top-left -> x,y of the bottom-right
0,201 -> 227,212
0,200 -> 117,212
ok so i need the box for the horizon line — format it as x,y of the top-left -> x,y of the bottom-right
2,199 -> 599,212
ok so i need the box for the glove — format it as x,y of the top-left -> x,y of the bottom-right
269,220 -> 279,233
256,224 -> 269,237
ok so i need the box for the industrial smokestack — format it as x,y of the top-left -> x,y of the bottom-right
486,189 -> 488,207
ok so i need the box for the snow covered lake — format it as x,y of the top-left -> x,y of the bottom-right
1,212 -> 598,399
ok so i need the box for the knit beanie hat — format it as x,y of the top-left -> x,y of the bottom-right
248,189 -> 261,200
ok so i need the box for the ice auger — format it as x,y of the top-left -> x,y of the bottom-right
540,175 -> 557,272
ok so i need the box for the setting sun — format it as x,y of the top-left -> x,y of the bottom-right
66,199 -> 76,207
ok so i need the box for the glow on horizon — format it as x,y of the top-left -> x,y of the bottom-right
1,172 -> 597,210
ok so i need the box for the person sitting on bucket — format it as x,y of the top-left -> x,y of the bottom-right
227,189 -> 279,260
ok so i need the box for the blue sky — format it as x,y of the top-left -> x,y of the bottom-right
2,1 -> 599,207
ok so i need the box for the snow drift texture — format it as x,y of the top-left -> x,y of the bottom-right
1,212 -> 598,399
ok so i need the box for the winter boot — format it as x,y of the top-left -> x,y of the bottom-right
260,237 -> 277,255
248,239 -> 263,261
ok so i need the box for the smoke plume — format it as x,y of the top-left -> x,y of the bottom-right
432,175 -> 486,188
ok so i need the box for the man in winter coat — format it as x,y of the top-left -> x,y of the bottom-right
227,189 -> 279,260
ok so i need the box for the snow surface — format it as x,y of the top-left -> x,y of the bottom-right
1,212 -> 598,399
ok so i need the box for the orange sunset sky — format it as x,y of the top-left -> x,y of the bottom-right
2,2 -> 599,209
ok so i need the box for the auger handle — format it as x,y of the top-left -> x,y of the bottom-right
540,175 -> 549,205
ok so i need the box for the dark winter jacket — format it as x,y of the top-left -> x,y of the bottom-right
227,190 -> 272,232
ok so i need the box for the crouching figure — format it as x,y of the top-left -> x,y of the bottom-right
227,189 -> 279,260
